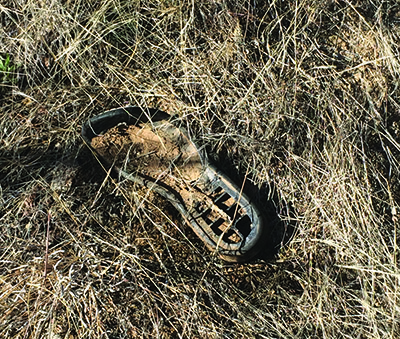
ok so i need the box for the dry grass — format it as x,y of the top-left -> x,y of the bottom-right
1,0 -> 400,338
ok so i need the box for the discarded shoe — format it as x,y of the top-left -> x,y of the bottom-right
81,107 -> 265,262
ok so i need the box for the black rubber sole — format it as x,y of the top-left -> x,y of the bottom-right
82,106 -> 266,262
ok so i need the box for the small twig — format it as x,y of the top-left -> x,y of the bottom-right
44,210 -> 51,279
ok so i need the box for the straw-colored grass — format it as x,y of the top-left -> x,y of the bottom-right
1,0 -> 400,337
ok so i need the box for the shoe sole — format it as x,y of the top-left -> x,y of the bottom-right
81,106 -> 265,262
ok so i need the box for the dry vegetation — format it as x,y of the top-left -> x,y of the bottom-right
1,0 -> 400,338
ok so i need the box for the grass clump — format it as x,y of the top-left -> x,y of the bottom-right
1,0 -> 400,338
0,53 -> 19,84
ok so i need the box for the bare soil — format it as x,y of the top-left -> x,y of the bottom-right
92,122 -> 201,182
